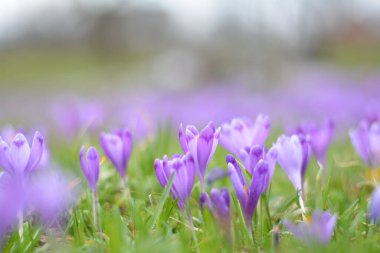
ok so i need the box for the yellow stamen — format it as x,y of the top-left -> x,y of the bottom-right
100,156 -> 107,166
366,169 -> 380,181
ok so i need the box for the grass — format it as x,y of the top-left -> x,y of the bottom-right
1,126 -> 380,253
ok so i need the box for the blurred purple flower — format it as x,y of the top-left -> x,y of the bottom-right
28,171 -> 74,226
51,100 -> 104,139
219,115 -> 270,156
154,153 -> 195,211
100,129 -> 133,180
239,144 -> 277,191
275,134 -> 311,192
227,154 -> 268,229
206,168 -> 228,185
80,146 -> 100,192
179,122 -> 220,191
284,210 -> 336,245
0,127 -> 50,169
200,188 -> 230,230
350,121 -> 380,167
294,120 -> 334,167
369,187 -> 380,223
0,131 -> 44,177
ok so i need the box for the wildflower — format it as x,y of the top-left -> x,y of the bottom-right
200,188 -> 230,231
350,121 -> 380,167
206,168 -> 228,185
219,115 -> 270,156
100,129 -> 133,182
80,146 -> 100,230
179,122 -> 220,191
284,210 -> 336,245
79,146 -> 100,192
239,144 -> 277,191
154,153 -> 195,211
275,134 -> 310,192
369,187 -> 380,223
294,120 -> 334,168
0,132 -> 44,177
227,155 -> 268,230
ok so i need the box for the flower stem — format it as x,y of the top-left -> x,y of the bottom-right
186,208 -> 200,253
298,194 -> 306,220
92,190 -> 98,231
17,209 -> 24,241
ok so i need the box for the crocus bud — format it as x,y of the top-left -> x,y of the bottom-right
275,134 -> 310,192
179,122 -> 220,191
100,129 -> 132,180
284,210 -> 336,245
154,153 -> 195,211
0,131 -> 44,176
227,155 -> 268,230
79,146 -> 100,192
369,187 -> 380,223
350,120 -> 380,168
239,144 -> 277,191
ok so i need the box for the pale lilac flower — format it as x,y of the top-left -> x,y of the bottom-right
350,121 -> 380,167
79,146 -> 100,192
294,120 -> 334,167
369,187 -> 380,223
220,115 -> 270,156
0,131 -> 44,177
28,171 -> 73,226
200,188 -> 230,230
275,134 -> 311,192
154,153 -> 196,210
284,210 -> 337,245
100,129 -> 133,180
239,145 -> 277,191
227,155 -> 268,229
179,122 -> 220,191
206,168 -> 227,185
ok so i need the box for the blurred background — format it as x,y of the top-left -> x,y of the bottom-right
1,0 -> 380,136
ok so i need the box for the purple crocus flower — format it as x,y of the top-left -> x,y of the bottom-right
227,155 -> 268,229
206,168 -> 228,185
200,188 -> 230,230
154,153 -> 196,211
179,122 -> 220,191
294,120 -> 334,167
350,121 -> 380,168
284,210 -> 337,245
369,187 -> 380,223
100,129 -> 133,181
0,131 -> 44,177
79,146 -> 100,192
239,145 -> 277,191
275,134 -> 311,192
219,115 -> 270,156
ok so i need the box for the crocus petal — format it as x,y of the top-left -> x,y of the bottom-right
228,162 -> 246,208
86,147 -> 100,191
154,159 -> 167,188
0,138 -> 12,173
100,133 -> 125,177
179,123 -> 189,152
26,131 -> 44,173
349,121 -> 371,165
10,133 -> 31,174
369,187 -> 380,223
245,161 -> 268,222
369,123 -> 380,165
197,125 -> 215,177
